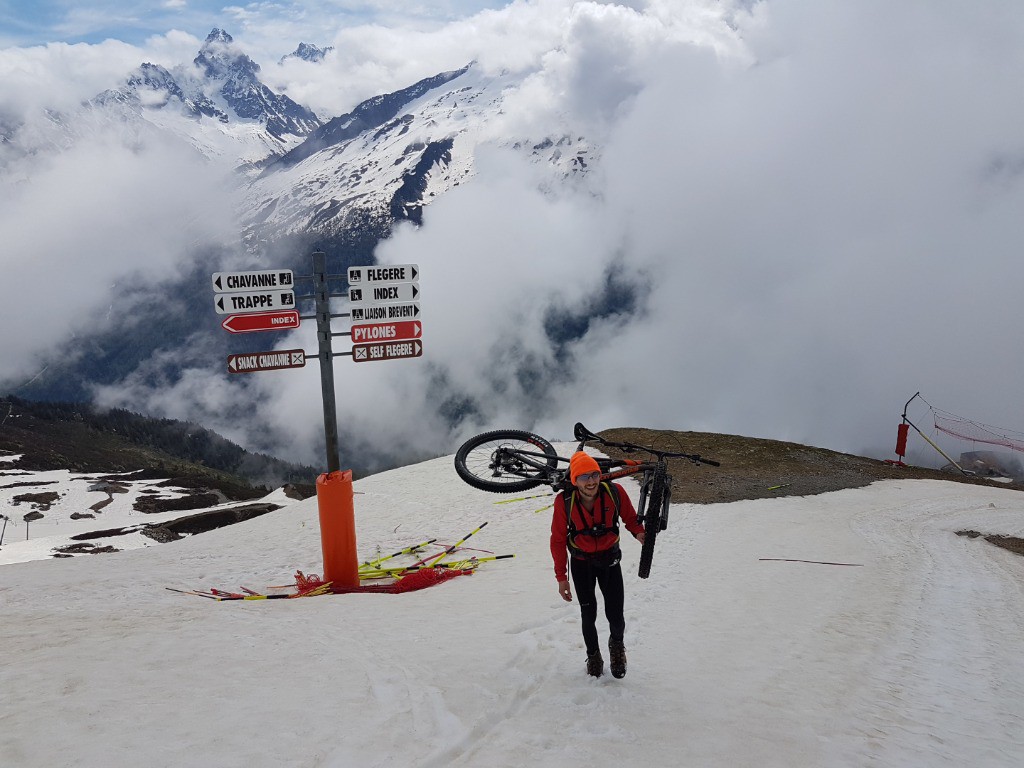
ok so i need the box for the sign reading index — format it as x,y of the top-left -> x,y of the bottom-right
348,264 -> 419,284
348,283 -> 419,304
213,269 -> 294,293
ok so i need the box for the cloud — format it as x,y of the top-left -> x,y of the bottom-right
0,128 -> 236,386
8,0 -> 1024,475
251,0 -> 1024,467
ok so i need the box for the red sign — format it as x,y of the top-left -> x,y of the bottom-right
350,321 -> 422,344
352,340 -> 423,363
227,349 -> 306,374
221,310 -> 300,334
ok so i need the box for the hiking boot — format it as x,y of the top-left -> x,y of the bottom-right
586,650 -> 604,678
609,639 -> 627,679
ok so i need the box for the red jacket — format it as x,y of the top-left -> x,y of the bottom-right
550,482 -> 642,582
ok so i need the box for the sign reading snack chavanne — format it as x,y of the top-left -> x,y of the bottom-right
347,264 -> 419,284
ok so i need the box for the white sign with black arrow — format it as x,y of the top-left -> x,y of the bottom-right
348,283 -> 419,304
214,290 -> 296,315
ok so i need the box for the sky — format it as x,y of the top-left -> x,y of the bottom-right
2,0 -> 1024,472
3,449 -> 1024,765
0,0 -> 510,52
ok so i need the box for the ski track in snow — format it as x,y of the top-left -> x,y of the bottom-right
2,450 -> 1024,767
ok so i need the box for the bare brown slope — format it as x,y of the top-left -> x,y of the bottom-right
597,428 -> 1023,505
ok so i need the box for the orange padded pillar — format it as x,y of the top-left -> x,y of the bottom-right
316,470 -> 358,589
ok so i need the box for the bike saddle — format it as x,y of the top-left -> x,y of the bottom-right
573,422 -> 598,441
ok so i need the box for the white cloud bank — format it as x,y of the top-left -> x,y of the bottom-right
6,0 -> 1024,472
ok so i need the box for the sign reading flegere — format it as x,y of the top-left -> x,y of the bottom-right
348,264 -> 418,284
212,269 -> 294,292
227,349 -> 306,373
215,290 -> 295,315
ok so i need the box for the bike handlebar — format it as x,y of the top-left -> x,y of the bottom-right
573,422 -> 720,467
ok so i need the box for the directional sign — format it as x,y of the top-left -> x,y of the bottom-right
221,310 -> 300,334
347,264 -> 419,284
214,290 -> 295,315
348,283 -> 419,304
350,302 -> 420,323
352,340 -> 423,363
350,321 -> 422,344
212,269 -> 294,293
227,349 -> 306,374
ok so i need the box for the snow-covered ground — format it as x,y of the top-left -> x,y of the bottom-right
2,448 -> 1024,767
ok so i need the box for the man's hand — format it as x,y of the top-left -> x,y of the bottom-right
636,530 -> 646,544
558,580 -> 572,602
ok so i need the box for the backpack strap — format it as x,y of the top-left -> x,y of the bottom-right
564,482 -> 621,553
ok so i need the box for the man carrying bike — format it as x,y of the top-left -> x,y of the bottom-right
551,451 -> 645,679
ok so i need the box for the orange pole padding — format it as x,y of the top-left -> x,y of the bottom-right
316,470 -> 359,590
895,423 -> 910,458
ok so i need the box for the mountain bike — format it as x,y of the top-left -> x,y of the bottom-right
454,422 -> 719,578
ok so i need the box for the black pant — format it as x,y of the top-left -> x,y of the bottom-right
570,557 -> 625,655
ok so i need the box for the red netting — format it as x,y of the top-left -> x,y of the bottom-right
932,412 -> 1024,453
292,567 -> 472,595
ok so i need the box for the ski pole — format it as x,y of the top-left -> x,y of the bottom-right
413,522 -> 489,569
360,538 -> 438,570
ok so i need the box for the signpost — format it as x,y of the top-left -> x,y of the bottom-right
227,349 -> 306,373
352,340 -> 423,363
221,310 -> 300,334
214,290 -> 296,315
211,256 -> 427,591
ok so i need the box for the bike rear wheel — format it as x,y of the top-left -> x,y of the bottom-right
454,430 -> 559,493
637,464 -> 668,578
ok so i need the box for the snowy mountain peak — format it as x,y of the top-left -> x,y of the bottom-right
194,27 -> 260,81
281,42 -> 334,64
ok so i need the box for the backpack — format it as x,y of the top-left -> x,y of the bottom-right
563,482 -> 622,566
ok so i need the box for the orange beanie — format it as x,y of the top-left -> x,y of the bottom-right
569,451 -> 601,483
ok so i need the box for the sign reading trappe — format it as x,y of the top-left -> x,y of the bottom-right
214,290 -> 295,315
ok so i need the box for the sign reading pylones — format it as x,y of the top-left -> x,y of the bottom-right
350,321 -> 422,344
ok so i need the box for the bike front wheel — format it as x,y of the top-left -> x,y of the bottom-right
637,464 -> 668,578
454,430 -> 559,493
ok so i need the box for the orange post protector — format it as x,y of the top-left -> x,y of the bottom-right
317,470 -> 359,589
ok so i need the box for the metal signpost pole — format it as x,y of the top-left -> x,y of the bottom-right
312,251 -> 341,474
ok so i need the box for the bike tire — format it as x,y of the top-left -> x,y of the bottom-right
637,464 -> 667,578
454,429 -> 559,493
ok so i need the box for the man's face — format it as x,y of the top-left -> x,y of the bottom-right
575,471 -> 601,501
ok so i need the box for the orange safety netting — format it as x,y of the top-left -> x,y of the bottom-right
293,567 -> 472,595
